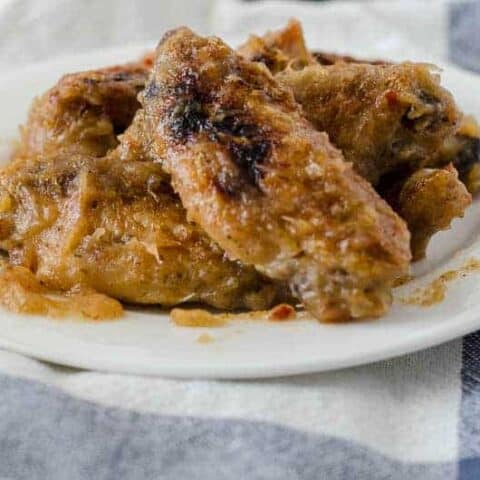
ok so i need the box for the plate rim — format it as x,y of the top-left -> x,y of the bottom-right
0,303 -> 478,379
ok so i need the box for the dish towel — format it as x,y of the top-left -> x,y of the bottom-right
0,0 -> 480,478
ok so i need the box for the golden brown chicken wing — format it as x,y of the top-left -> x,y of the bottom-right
278,62 -> 460,185
17,60 -> 150,159
380,165 -> 472,260
238,19 -> 315,74
397,166 -> 471,260
309,50 -> 480,195
142,28 -> 411,322
0,147 -> 279,310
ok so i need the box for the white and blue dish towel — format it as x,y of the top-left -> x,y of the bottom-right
0,0 -> 479,478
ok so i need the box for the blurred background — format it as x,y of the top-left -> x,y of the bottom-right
0,0 -> 478,73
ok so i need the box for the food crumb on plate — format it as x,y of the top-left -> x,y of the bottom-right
400,257 -> 480,306
197,333 -> 214,344
170,308 -> 227,327
267,303 -> 296,321
170,303 -> 298,327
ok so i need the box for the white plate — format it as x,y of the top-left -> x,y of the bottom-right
0,46 -> 480,379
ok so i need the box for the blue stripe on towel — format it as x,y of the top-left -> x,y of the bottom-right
0,374 -> 456,480
459,332 -> 480,480
449,0 -> 480,72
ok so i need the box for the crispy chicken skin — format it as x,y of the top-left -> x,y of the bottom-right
0,149 -> 279,310
142,28 -> 411,321
396,166 -> 471,260
17,61 -> 150,159
0,68 -> 280,311
380,165 -> 472,260
309,49 -> 480,194
238,19 -> 315,74
279,60 -> 480,191
278,63 -> 460,185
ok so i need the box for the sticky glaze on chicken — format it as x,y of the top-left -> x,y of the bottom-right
142,27 -> 411,322
278,63 -> 460,184
310,48 -> 480,193
16,60 -> 151,160
380,165 -> 471,260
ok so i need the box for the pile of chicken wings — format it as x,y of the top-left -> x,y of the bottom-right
0,21 -> 478,322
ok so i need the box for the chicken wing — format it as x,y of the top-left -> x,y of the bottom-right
380,165 -> 471,260
17,60 -> 150,159
309,49 -> 480,194
142,28 -> 411,321
277,63 -> 460,185
398,166 -> 471,260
